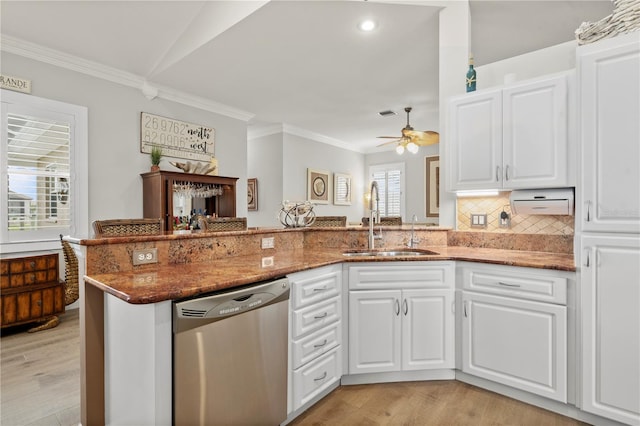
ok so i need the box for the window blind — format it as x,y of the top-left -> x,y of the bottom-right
7,113 -> 71,231
370,164 -> 403,217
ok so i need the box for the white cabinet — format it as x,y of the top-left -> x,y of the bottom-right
348,262 -> 455,375
580,235 -> 640,425
459,263 -> 568,403
448,74 -> 570,191
578,33 -> 640,234
288,265 -> 342,412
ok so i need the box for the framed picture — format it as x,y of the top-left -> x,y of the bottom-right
425,156 -> 440,217
247,178 -> 258,211
307,169 -> 330,204
333,173 -> 352,205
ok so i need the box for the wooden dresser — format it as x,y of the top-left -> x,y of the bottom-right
0,253 -> 65,328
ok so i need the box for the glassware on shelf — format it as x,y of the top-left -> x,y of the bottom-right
278,201 -> 316,228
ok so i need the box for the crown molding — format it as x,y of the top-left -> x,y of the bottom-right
0,34 -> 254,122
283,124 -> 365,153
247,123 -> 284,140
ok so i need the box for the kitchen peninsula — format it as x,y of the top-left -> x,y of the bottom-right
74,226 -> 575,425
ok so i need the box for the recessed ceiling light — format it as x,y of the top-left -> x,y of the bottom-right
358,19 -> 377,32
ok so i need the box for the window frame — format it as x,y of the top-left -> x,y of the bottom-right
368,162 -> 406,220
1,89 -> 88,253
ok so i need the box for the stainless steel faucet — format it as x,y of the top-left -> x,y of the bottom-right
407,213 -> 420,248
368,181 -> 382,249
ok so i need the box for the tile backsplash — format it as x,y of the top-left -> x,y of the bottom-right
457,192 -> 574,235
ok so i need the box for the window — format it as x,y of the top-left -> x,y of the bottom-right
369,163 -> 405,218
1,90 -> 87,252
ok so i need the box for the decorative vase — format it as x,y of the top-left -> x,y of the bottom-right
466,55 -> 476,92
151,165 -> 160,172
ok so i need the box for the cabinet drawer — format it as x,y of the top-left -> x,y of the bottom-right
349,262 -> 453,290
1,254 -> 58,289
461,264 -> 567,304
289,265 -> 341,309
292,296 -> 340,340
292,347 -> 341,410
292,321 -> 341,370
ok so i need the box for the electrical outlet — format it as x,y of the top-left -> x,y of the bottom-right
470,213 -> 487,228
132,248 -> 158,265
261,237 -> 275,249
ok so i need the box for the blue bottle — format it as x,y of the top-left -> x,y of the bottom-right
466,55 -> 476,92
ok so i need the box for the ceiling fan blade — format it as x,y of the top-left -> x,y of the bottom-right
376,139 -> 402,147
377,136 -> 402,139
406,130 -> 440,145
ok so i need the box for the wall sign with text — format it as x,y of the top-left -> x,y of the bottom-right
140,112 -> 215,161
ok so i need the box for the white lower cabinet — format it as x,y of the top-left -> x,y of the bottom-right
348,262 -> 455,375
459,263 -> 568,403
581,235 -> 640,425
288,264 -> 343,413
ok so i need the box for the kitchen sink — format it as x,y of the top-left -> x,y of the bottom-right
342,249 -> 439,257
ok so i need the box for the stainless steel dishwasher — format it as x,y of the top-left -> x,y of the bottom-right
173,277 -> 290,426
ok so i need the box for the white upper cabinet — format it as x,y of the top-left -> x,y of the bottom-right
448,74 -> 570,191
448,89 -> 503,190
578,33 -> 640,233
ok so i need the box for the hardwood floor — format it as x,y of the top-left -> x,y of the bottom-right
1,310 -> 588,426
1,309 -> 80,426
290,381 -> 589,426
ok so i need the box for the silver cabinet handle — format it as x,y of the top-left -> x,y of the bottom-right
498,281 -> 521,288
314,339 -> 328,348
395,299 -> 400,316
505,165 -> 510,181
463,301 -> 468,318
585,201 -> 591,222
314,312 -> 328,319
403,299 -> 408,316
313,286 -> 327,292
314,371 -> 327,382
584,249 -> 590,267
496,166 -> 500,182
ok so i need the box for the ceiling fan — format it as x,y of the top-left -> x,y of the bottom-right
377,107 -> 439,154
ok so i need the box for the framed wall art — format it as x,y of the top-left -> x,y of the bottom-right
307,169 -> 330,204
247,178 -> 258,211
333,173 -> 352,205
425,155 -> 440,218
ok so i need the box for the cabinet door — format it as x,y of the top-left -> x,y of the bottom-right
448,89 -> 503,191
581,235 -> 640,424
503,75 -> 568,189
462,291 -> 567,402
348,290 -> 401,374
579,34 -> 640,233
402,289 -> 454,371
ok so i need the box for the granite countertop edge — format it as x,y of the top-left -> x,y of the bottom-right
83,246 -> 575,305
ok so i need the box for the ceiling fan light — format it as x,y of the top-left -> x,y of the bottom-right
395,144 -> 405,155
358,19 -> 377,32
407,142 -> 419,154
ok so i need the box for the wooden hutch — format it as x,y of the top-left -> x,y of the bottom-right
141,170 -> 238,232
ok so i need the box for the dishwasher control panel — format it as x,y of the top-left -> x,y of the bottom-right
173,277 -> 290,333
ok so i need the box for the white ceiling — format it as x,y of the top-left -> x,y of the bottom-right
0,0 -> 613,153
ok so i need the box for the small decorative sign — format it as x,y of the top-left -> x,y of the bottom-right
0,74 -> 31,94
140,112 -> 214,161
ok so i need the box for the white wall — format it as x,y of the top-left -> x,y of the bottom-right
365,144 -> 440,224
1,52 -> 249,236
247,132 -> 284,227
283,133 -> 365,225
476,40 -> 577,89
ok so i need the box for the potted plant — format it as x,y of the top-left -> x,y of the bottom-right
150,146 -> 162,172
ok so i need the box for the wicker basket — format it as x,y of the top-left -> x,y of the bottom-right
93,218 -> 164,237
310,216 -> 347,227
59,235 -> 79,305
362,216 -> 403,226
199,217 -> 247,232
